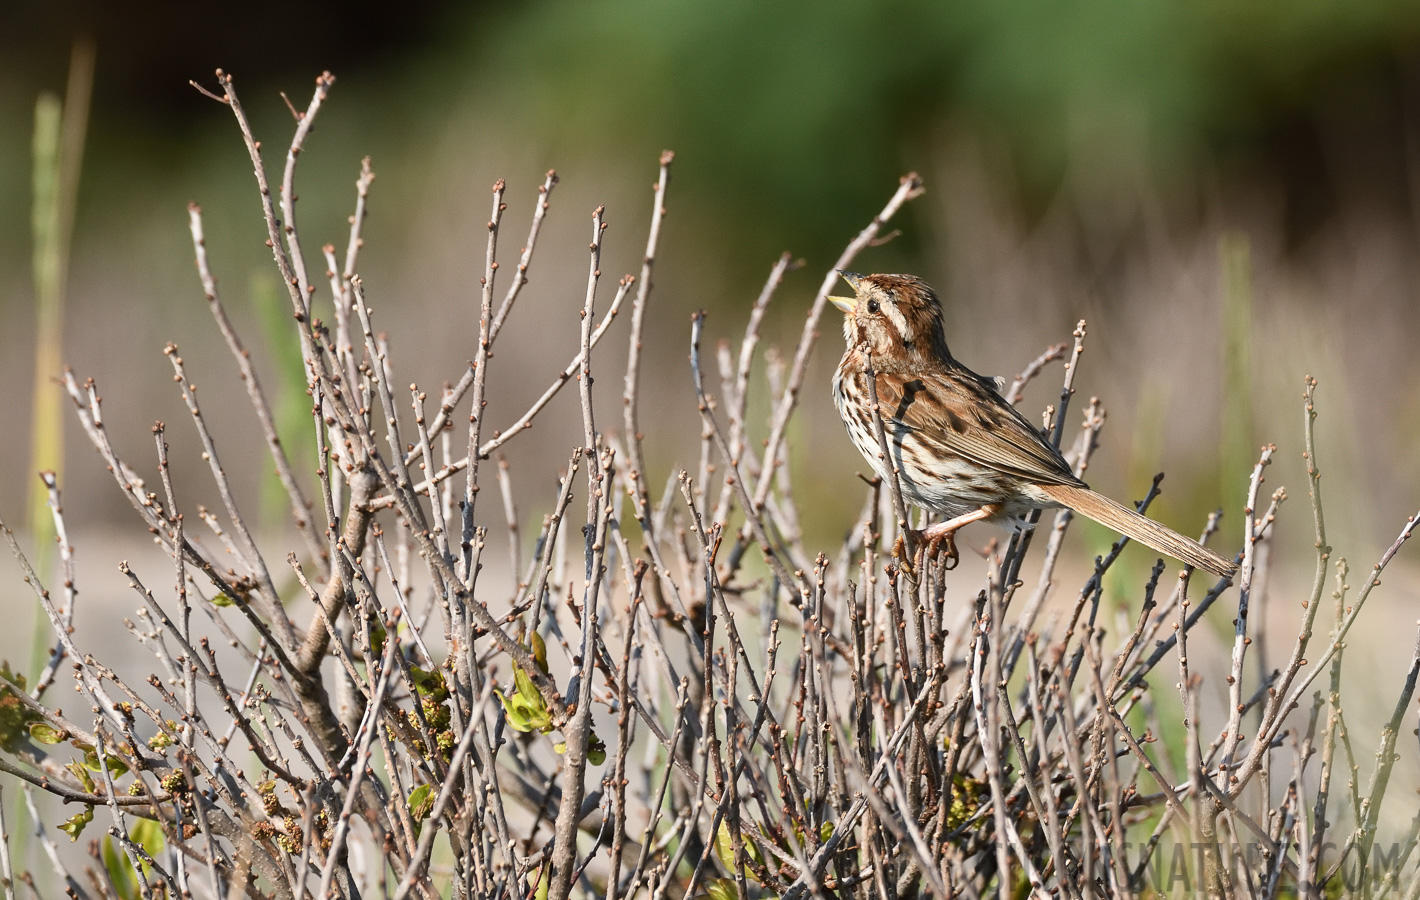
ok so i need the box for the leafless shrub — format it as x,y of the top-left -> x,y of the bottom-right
1,70 -> 1418,900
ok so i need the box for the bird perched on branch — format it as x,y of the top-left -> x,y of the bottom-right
829,271 -> 1237,579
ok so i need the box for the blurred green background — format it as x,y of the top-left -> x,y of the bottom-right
3,0 -> 1420,572
7,0 -> 1420,861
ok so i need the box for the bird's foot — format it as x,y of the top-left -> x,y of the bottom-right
917,504 -> 1002,573
891,530 -> 921,582
891,527 -> 960,578
925,529 -> 960,571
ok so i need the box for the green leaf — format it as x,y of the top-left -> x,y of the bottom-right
409,666 -> 449,702
512,665 -> 552,732
512,664 -> 537,699
530,632 -> 549,675
496,689 -> 537,733
28,721 -> 65,744
407,783 -> 435,822
103,834 -> 139,900
714,821 -> 762,876
58,805 -> 92,841
64,759 -> 96,793
698,877 -> 738,900
714,821 -> 736,871
130,818 -> 164,877
83,748 -> 129,778
209,593 -> 235,608
586,731 -> 606,766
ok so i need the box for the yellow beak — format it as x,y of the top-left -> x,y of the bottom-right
828,295 -> 856,315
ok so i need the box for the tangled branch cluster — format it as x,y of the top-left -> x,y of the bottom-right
1,70 -> 1418,900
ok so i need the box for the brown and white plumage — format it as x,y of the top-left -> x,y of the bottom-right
830,271 -> 1237,579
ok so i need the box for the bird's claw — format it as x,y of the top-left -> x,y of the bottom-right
891,531 -> 918,582
932,530 -> 961,571
910,529 -> 958,571
891,528 -> 961,578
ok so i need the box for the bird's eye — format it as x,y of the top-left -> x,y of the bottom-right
866,299 -> 880,314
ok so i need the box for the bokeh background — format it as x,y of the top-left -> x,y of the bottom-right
2,0 -> 1420,768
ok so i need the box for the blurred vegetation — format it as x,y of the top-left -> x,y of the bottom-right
3,0 -> 1419,281
483,0 -> 1420,264
1,0 -> 1419,543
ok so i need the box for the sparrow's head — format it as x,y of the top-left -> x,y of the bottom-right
829,272 -> 951,369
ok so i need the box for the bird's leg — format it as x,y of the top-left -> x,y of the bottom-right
921,504 -> 1000,570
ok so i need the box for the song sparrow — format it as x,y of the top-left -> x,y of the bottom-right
830,271 -> 1237,579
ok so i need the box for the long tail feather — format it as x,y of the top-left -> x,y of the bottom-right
1039,484 -> 1237,579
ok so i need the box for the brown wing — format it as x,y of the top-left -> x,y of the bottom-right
873,367 -> 1085,488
